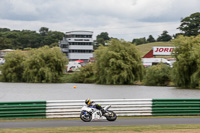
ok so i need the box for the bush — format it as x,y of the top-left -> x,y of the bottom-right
143,64 -> 171,86
71,63 -> 96,83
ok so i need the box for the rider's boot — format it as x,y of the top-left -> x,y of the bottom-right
101,109 -> 106,116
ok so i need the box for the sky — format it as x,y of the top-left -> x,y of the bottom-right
0,0 -> 199,41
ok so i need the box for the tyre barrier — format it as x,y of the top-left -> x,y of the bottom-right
0,99 -> 200,119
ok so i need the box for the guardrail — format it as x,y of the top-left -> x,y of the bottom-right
46,99 -> 152,118
0,99 -> 200,119
0,101 -> 46,119
152,99 -> 200,116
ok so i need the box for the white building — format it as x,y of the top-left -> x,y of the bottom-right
59,31 -> 93,62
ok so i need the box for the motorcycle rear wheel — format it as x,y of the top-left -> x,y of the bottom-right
80,111 -> 92,122
105,111 -> 117,121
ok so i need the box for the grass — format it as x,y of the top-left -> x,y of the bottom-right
1,125 -> 200,133
59,73 -> 75,83
1,116 -> 200,121
136,41 -> 173,57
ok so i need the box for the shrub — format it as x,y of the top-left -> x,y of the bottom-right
71,63 -> 95,83
143,63 -> 171,86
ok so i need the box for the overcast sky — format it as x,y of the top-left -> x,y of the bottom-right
0,0 -> 199,41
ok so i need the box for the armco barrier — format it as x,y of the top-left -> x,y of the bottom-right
0,101 -> 46,119
46,99 -> 152,118
152,99 -> 200,116
0,99 -> 200,119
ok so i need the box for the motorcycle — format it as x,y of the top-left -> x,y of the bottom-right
80,105 -> 117,122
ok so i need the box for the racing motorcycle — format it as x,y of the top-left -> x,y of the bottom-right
80,105 -> 117,122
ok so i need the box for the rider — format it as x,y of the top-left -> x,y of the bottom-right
85,98 -> 106,115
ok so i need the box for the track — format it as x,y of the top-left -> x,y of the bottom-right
0,117 -> 200,129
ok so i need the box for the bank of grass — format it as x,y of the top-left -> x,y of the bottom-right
59,73 -> 75,83
59,73 -> 96,83
136,41 -> 173,57
0,75 -> 2,82
0,73 -> 76,83
1,125 -> 200,133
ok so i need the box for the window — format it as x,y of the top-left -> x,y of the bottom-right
61,44 -> 68,48
69,49 -> 93,53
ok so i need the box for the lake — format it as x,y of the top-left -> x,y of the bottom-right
0,82 -> 200,102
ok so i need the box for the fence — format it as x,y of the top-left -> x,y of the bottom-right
0,99 -> 200,119
46,99 -> 152,118
0,101 -> 46,119
152,99 -> 200,116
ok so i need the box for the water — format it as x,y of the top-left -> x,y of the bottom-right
0,82 -> 200,102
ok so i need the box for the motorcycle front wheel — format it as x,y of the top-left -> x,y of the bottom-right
80,111 -> 92,122
105,111 -> 117,121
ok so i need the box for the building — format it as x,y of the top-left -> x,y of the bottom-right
59,31 -> 93,62
142,46 -> 176,67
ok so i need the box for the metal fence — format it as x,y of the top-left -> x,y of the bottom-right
0,101 -> 46,119
0,99 -> 200,119
152,99 -> 200,116
46,99 -> 152,118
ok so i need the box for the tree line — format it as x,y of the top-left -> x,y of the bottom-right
0,27 -> 64,50
96,12 -> 200,46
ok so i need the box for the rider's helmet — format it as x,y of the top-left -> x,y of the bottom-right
85,98 -> 91,105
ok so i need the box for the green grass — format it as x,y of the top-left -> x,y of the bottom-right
1,116 -> 200,122
1,116 -> 200,132
0,74 -> 2,82
0,125 -> 200,133
136,41 -> 173,57
59,73 -> 75,83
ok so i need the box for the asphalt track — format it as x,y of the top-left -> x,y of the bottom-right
0,117 -> 200,129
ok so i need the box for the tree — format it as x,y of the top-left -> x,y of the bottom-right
94,39 -> 144,84
1,46 -> 68,83
0,37 -> 12,50
1,50 -> 26,82
96,32 -> 110,45
157,30 -> 172,42
147,35 -> 155,43
23,46 -> 68,83
97,32 -> 110,41
42,31 -> 65,46
39,27 -> 49,36
172,35 -> 200,88
17,30 -> 42,49
132,37 -> 146,45
96,38 -> 105,45
0,28 -> 10,32
177,12 -> 200,36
